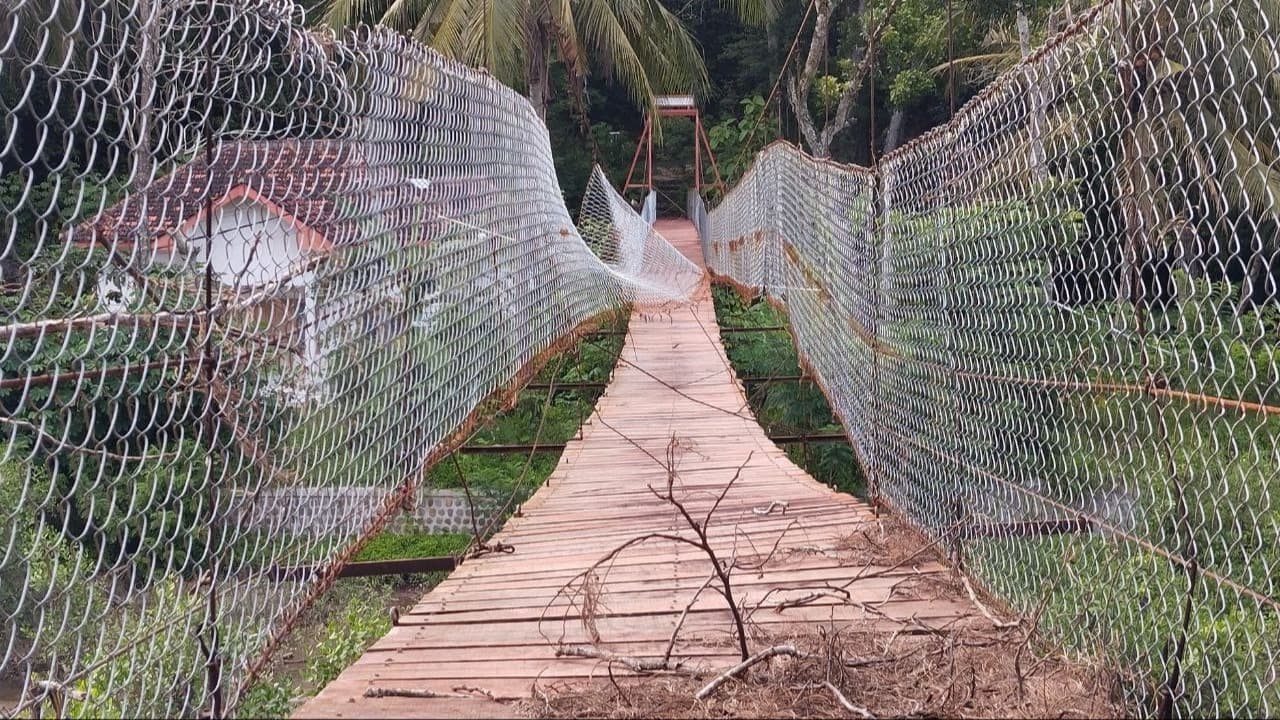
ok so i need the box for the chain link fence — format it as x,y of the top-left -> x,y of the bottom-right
706,1 -> 1280,715
0,1 -> 701,715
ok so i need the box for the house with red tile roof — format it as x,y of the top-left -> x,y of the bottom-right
71,136 -> 548,401
73,139 -> 360,280
71,138 -> 367,400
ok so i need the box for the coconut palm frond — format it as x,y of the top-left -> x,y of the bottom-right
623,0 -> 707,97
542,0 -> 590,125
544,0 -> 586,79
571,0 -> 655,113
324,0 -> 706,114
1202,114 -> 1280,222
930,52 -> 1019,77
420,0 -> 476,55
980,23 -> 1021,52
380,0 -> 435,32
463,0 -> 525,83
720,0 -> 776,27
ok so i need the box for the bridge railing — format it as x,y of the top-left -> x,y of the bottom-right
706,1 -> 1280,716
0,3 -> 700,716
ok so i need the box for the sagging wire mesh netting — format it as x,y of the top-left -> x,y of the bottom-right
0,1 -> 702,715
706,0 -> 1280,716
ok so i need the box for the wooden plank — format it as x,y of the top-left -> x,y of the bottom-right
428,563 -> 951,600
432,560 -> 949,596
392,597 -> 976,627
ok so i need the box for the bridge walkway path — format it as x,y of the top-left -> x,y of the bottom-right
296,220 -> 984,718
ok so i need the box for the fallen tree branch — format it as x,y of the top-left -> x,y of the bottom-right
556,645 -> 695,674
363,687 -> 474,699
695,644 -> 802,700
822,680 -> 876,718
962,575 -> 1020,629
772,588 -> 852,612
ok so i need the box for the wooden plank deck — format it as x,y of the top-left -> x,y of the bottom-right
295,220 -> 985,719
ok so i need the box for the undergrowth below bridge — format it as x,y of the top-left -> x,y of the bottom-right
236,312 -> 631,718
712,286 -> 865,498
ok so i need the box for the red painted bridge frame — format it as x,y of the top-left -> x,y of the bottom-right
623,95 -> 726,196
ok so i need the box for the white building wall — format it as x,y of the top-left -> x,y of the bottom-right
169,198 -> 340,401
179,198 -> 309,288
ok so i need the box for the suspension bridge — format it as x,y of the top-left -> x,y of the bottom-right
294,220 -> 987,718
2,0 -> 1279,717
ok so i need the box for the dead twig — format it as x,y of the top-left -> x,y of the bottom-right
556,645 -> 697,674
649,441 -> 755,661
451,452 -> 485,542
452,685 -> 496,700
962,575 -> 1020,629
539,531 -> 708,646
733,518 -> 802,572
579,570 -> 604,644
664,572 -> 719,665
695,644 -> 803,700
753,500 -> 789,515
822,680 -> 876,718
841,520 -> 964,588
771,588 -> 852,613
363,687 -> 473,699
844,653 -> 904,669
1015,583 -> 1057,698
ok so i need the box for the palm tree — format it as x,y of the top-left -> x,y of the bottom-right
321,0 -> 734,120
1111,0 -> 1280,314
1,0 -> 156,189
937,0 -> 1278,316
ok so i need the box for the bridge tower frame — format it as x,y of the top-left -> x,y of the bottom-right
622,94 -> 726,196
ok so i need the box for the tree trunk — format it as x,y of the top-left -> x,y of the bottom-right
787,78 -> 827,156
883,109 -> 904,154
525,18 -> 551,120
132,0 -> 161,190
1018,2 -> 1047,180
1016,2 -> 1054,302
1015,2 -> 1032,55
783,0 -> 833,156
1114,4 -> 1155,328
784,0 -> 901,158
1236,253 -> 1261,316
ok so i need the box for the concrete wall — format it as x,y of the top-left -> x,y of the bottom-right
237,487 -> 499,538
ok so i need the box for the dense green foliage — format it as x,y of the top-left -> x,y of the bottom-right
236,579 -> 394,719
0,168 -> 225,577
531,0 -> 1087,208
234,531 -> 472,718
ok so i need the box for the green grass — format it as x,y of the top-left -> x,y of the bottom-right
352,531 -> 471,561
712,286 -> 866,497
424,311 -> 628,505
